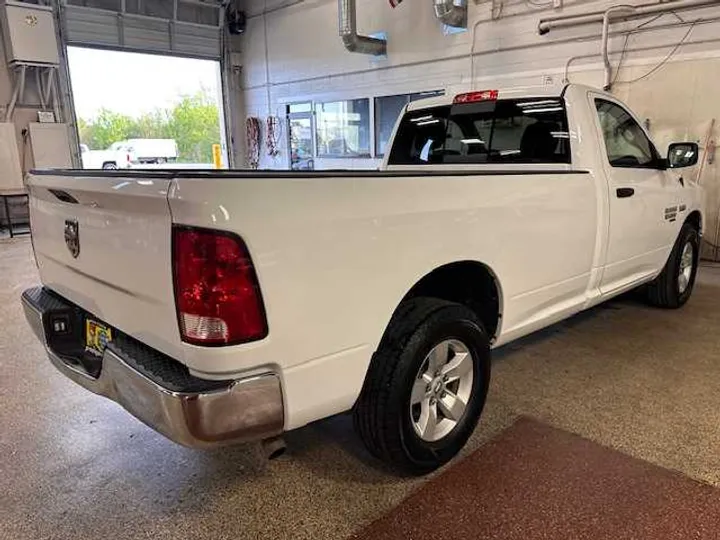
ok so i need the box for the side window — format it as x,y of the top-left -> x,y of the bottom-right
387,99 -> 570,165
595,99 -> 657,168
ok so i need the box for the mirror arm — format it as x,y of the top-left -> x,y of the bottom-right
657,157 -> 669,170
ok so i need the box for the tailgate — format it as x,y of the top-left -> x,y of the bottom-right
27,172 -> 182,360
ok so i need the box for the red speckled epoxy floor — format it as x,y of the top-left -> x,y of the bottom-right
352,417 -> 720,540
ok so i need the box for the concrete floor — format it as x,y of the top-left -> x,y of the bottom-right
2,236 -> 720,539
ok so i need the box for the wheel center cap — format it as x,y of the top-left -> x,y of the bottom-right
432,379 -> 444,395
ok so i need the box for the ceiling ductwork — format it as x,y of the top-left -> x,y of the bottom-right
434,0 -> 468,28
338,0 -> 387,56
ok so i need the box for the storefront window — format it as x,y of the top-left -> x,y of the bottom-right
316,99 -> 371,158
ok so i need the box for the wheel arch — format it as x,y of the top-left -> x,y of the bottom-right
685,209 -> 702,234
380,260 -> 504,347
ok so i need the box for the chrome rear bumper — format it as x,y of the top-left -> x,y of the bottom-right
22,287 -> 284,448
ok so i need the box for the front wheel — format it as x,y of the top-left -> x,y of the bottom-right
646,223 -> 699,308
102,162 -> 118,170
353,297 -> 491,475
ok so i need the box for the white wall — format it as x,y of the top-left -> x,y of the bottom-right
240,0 -> 720,252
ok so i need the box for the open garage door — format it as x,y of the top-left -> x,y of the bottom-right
60,0 -> 222,59
53,0 -> 231,168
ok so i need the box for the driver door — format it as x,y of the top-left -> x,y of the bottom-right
593,96 -> 682,295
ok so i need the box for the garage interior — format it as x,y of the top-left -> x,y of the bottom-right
3,0 -> 720,539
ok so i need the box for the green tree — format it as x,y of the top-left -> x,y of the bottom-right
134,109 -> 166,139
84,109 -> 137,150
77,117 -> 90,146
77,90 -> 221,163
164,92 -> 221,163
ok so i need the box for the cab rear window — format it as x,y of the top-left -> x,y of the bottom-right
387,98 -> 571,165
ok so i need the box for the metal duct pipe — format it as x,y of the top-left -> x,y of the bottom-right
338,0 -> 387,56
602,5 -> 637,90
538,0 -> 720,34
434,0 -> 468,28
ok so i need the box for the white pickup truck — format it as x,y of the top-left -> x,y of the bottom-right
22,84 -> 702,474
80,143 -> 134,170
80,140 -> 179,170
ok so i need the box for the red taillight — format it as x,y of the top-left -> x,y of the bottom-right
453,90 -> 499,104
127,153 -> 131,162
172,226 -> 267,346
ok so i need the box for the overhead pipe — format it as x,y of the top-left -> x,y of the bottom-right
538,0 -> 720,35
602,5 -> 637,90
434,0 -> 468,28
338,0 -> 387,56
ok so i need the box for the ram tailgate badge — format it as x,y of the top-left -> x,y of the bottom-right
64,219 -> 80,258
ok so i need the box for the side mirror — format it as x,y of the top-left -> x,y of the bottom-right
667,142 -> 699,169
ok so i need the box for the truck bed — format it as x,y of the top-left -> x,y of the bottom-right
27,164 -> 595,428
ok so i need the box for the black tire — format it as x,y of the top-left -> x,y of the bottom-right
102,162 -> 118,170
646,223 -> 699,308
353,297 -> 491,475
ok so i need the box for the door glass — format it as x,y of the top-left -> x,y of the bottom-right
595,99 -> 656,168
288,116 -> 314,170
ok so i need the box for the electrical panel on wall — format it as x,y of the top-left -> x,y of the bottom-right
28,123 -> 71,169
0,1 -> 59,65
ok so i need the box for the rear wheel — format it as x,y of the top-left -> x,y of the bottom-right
102,162 -> 118,170
646,223 -> 699,308
353,297 -> 491,475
